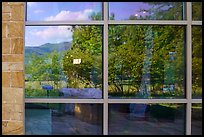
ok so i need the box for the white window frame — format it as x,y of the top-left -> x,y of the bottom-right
24,2 -> 202,135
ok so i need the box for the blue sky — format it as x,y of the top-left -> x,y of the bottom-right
25,2 -> 173,47
27,2 -> 102,21
109,2 -> 153,20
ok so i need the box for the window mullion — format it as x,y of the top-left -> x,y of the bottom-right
103,2 -> 109,135
186,2 -> 192,135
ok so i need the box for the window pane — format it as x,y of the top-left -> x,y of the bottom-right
192,26 -> 202,98
109,2 -> 185,20
27,2 -> 102,21
192,2 -> 202,21
192,104 -> 202,135
25,26 -> 102,98
109,103 -> 185,135
108,25 -> 185,99
25,103 -> 103,135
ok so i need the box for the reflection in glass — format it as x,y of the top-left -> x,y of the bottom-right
109,103 -> 185,135
25,103 -> 103,135
108,25 -> 185,99
192,26 -> 202,98
27,2 -> 102,21
192,104 -> 202,135
25,26 -> 102,98
192,2 -> 202,21
109,2 -> 184,20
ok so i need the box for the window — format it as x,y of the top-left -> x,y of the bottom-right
25,2 -> 202,135
108,25 -> 185,99
109,2 -> 185,20
25,26 -> 103,99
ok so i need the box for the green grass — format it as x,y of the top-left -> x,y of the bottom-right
25,88 -> 62,98
108,84 -> 184,98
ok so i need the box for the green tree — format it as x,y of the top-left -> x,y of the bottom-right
144,2 -> 184,20
192,26 -> 202,97
25,51 -> 65,89
63,25 -> 102,88
108,25 -> 146,95
192,2 -> 202,20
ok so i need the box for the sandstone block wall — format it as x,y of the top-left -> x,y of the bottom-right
2,2 -> 25,135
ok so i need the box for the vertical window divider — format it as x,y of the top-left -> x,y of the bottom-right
186,2 -> 192,135
103,2 -> 109,135
23,2 -> 27,135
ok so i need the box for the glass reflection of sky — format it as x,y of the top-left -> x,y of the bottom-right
27,2 -> 180,21
26,2 -> 182,46
27,2 -> 102,21
25,26 -> 73,47
109,2 -> 179,20
109,2 -> 152,20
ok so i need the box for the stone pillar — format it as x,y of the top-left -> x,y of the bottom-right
2,2 -> 25,135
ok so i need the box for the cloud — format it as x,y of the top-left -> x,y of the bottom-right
34,10 -> 44,14
28,26 -> 73,46
45,9 -> 94,21
27,2 -> 37,7
31,26 -> 73,40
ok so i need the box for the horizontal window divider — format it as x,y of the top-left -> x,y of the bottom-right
108,99 -> 189,103
25,21 -> 105,26
25,98 -> 104,103
109,20 -> 188,25
192,21 -> 202,25
25,20 -> 193,26
191,99 -> 202,103
25,98 -> 192,104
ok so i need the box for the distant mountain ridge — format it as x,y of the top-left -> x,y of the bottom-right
25,41 -> 71,64
25,41 -> 71,56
